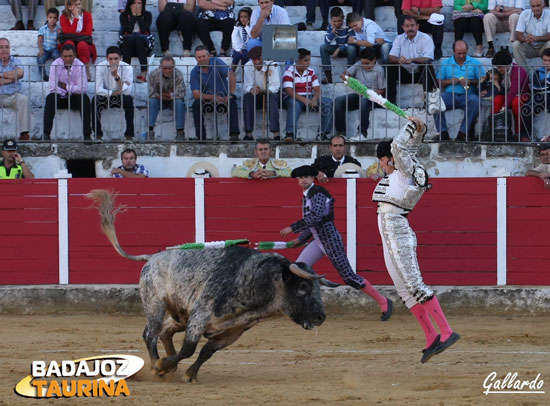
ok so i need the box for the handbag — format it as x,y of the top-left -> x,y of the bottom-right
118,32 -> 155,53
427,88 -> 447,115
58,33 -> 94,45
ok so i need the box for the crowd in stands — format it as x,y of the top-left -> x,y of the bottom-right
5,0 -> 550,143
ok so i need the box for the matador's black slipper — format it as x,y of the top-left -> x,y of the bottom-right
380,298 -> 393,321
420,335 -> 441,363
433,332 -> 460,356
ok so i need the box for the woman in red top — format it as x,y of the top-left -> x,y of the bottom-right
60,0 -> 97,80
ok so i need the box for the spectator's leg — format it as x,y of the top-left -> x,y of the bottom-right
43,93 -> 62,136
346,44 -> 358,65
14,93 -> 30,135
192,99 -> 206,140
512,41 -> 536,68
386,65 -> 399,104
229,94 -> 240,134
334,95 -> 350,134
243,92 -> 255,133
319,0 -> 329,22
320,96 -> 333,134
175,98 -> 186,130
453,18 -> 467,41
396,14 -> 405,35
178,10 -> 196,52
37,51 -> 48,79
27,0 -> 37,23
156,10 -> 177,53
267,92 -> 280,133
195,18 -> 216,54
135,36 -> 149,73
470,15 -> 484,47
149,98 -> 160,129
305,0 -> 316,24
416,64 -> 437,92
283,97 -> 304,134
492,94 -> 504,114
68,93 -> 92,137
75,41 -> 91,65
511,95 -> 520,134
359,97 -> 372,135
364,0 -> 375,20
379,42 -> 391,65
320,44 -> 336,82
10,0 -> 23,23
508,14 -> 520,42
219,18 -> 234,55
92,96 -> 105,138
122,95 -> 135,138
120,35 -> 134,65
434,91 -> 453,133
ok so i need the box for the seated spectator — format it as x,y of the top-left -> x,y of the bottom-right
248,0 -> 290,50
400,0 -> 444,60
0,38 -> 30,141
93,46 -> 134,141
242,46 -> 280,141
232,139 -> 290,178
0,139 -> 34,179
10,0 -> 37,30
312,134 -> 360,182
119,0 -> 153,83
453,0 -> 487,57
386,16 -> 437,104
532,48 -> 550,109
190,46 -> 240,141
43,44 -> 91,141
525,144 -> 550,189
318,0 -> 363,32
364,0 -> 402,23
147,55 -> 186,141
111,148 -> 149,178
59,0 -> 97,80
45,0 -> 92,14
319,7 -> 355,85
434,40 -> 484,141
231,7 -> 252,71
512,0 -> 550,68
346,12 -> 392,65
480,67 -> 504,98
156,0 -> 196,57
282,48 -> 333,142
483,0 -> 523,58
37,8 -> 61,81
196,0 -> 235,57
491,48 -> 530,140
334,48 -> 385,141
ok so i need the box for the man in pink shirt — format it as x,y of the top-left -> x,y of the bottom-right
400,0 -> 444,59
43,43 -> 91,141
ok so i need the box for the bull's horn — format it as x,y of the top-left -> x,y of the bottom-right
289,264 -> 324,280
319,278 -> 341,288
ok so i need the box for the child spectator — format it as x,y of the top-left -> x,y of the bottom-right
231,7 -> 252,71
480,68 -> 503,99
319,7 -> 354,84
346,12 -> 392,65
37,8 -> 61,82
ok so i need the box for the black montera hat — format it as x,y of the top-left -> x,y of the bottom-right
376,140 -> 393,159
2,139 -> 17,151
291,165 -> 319,178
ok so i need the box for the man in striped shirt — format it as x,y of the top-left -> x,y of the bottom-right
282,48 -> 333,142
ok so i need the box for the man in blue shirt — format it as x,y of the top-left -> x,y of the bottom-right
435,40 -> 484,141
190,45 -> 241,141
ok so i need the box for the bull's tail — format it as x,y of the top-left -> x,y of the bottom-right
86,189 -> 152,262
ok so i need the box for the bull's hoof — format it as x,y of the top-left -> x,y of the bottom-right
151,357 -> 178,376
183,372 -> 198,383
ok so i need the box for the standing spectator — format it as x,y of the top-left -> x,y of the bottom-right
0,139 -> 34,179
453,0 -> 488,57
190,46 -> 240,141
282,48 -> 333,142
195,0 -> 235,57
248,0 -> 290,50
147,55 -> 186,141
119,0 -> 153,83
43,44 -> 91,141
93,46 -> 135,141
242,46 -> 280,141
231,7 -> 252,71
0,38 -> 30,141
434,40 -> 484,141
59,0 -> 97,81
334,48 -> 385,141
319,0 -> 363,32
37,8 -> 61,81
156,0 -> 196,57
45,0 -> 92,14
319,7 -> 355,85
231,139 -> 290,178
386,16 -> 437,104
483,0 -> 523,58
312,134 -> 361,182
512,0 -> 550,68
400,0 -> 444,60
111,148 -> 149,178
491,48 -> 530,140
346,12 -> 392,65
525,144 -> 550,189
364,0 -> 402,23
9,0 -> 37,30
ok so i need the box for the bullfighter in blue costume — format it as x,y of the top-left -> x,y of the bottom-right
280,165 -> 392,321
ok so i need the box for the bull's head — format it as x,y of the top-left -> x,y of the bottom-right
281,263 -> 340,330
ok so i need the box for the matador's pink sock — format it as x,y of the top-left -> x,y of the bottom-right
361,279 -> 388,312
410,304 -> 439,348
423,296 -> 453,341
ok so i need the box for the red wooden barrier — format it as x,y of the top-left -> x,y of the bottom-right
0,180 -> 59,284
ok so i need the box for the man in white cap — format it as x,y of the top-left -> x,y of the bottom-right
0,139 -> 34,179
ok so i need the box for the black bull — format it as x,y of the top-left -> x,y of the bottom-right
87,189 -> 339,381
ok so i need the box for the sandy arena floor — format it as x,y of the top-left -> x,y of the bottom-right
1,308 -> 549,406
